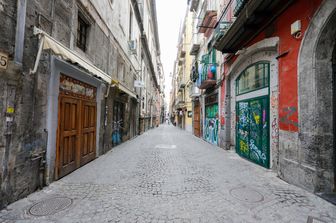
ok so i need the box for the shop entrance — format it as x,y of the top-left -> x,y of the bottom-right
112,101 -> 125,146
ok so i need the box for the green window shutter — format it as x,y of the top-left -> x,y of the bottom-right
212,49 -> 216,64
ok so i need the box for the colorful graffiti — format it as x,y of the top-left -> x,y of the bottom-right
236,97 -> 269,168
112,120 -> 123,145
239,140 -> 249,154
204,104 -> 219,145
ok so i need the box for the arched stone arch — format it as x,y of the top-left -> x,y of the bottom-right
224,37 -> 279,169
298,0 -> 336,192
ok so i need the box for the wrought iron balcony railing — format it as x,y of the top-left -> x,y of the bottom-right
213,21 -> 233,42
213,0 -> 236,49
233,0 -> 248,17
198,53 -> 217,89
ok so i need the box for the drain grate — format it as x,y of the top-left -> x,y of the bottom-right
230,187 -> 264,203
307,216 -> 327,223
29,197 -> 72,216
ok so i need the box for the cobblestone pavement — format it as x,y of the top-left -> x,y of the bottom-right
1,125 -> 336,223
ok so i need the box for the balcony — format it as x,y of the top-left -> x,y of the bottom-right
178,58 -> 185,66
190,34 -> 202,55
197,0 -> 218,33
214,0 -> 295,53
213,21 -> 233,42
199,75 -> 217,90
180,49 -> 186,58
189,84 -> 201,98
177,70 -> 186,91
199,54 -> 217,90
175,93 -> 185,109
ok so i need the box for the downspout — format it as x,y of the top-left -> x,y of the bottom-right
102,84 -> 111,154
14,0 -> 27,64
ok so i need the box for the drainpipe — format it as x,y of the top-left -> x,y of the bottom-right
102,84 -> 112,153
14,0 -> 27,65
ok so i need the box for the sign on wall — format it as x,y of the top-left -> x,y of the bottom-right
0,52 -> 9,70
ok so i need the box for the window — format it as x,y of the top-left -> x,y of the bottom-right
236,62 -> 270,95
77,12 -> 90,52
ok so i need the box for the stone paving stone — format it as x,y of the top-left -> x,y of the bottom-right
0,125 -> 335,223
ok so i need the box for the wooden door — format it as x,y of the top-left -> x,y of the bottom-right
57,96 -> 80,178
80,100 -> 96,166
194,101 -> 201,137
56,74 -> 97,179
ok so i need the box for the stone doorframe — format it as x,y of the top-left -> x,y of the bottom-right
45,56 -> 105,184
224,37 -> 279,170
298,0 -> 336,192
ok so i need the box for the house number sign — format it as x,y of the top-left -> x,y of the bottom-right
0,52 -> 8,70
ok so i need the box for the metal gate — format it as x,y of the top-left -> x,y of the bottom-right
236,96 -> 269,168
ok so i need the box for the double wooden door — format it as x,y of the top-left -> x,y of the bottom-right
194,101 -> 201,137
56,76 -> 97,179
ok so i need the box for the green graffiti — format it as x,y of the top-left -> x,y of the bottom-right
236,97 -> 269,168
204,104 -> 219,145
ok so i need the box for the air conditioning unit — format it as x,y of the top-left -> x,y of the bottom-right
128,40 -> 137,55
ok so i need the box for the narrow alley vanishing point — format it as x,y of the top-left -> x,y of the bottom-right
0,126 -> 335,223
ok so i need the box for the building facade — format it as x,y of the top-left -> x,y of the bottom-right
184,0 -> 336,195
179,0 -> 223,145
0,0 -> 163,208
171,9 -> 194,132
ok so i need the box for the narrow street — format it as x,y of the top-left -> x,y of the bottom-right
0,125 -> 335,223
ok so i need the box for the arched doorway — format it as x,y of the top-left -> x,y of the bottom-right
298,1 -> 336,193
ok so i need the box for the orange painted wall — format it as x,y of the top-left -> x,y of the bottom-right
223,0 -> 322,132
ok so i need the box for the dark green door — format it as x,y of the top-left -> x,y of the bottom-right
236,96 -> 269,168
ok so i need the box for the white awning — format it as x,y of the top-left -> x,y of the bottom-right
32,27 -> 111,83
112,80 -> 137,99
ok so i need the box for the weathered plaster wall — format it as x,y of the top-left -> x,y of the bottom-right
294,0 -> 336,192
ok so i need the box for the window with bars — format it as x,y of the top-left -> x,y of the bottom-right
77,12 -> 90,52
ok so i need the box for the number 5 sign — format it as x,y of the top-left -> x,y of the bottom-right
0,52 -> 8,70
